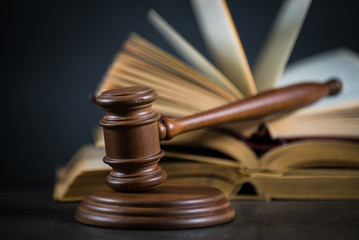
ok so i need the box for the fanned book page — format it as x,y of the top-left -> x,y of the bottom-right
190,0 -> 257,96
147,10 -> 243,99
253,0 -> 312,91
97,34 -> 235,117
150,0 -> 310,96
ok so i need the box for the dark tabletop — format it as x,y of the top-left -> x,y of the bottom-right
1,184 -> 359,240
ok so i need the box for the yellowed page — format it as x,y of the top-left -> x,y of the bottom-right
127,34 -> 237,101
260,140 -> 359,172
164,151 -> 239,168
53,145 -> 108,201
97,34 -> 237,102
190,0 -> 257,96
241,169 -> 359,200
165,130 -> 260,170
253,0 -> 311,91
147,10 -> 243,98
266,49 -> 359,138
108,65 -> 228,112
162,162 -> 241,199
115,56 -> 230,106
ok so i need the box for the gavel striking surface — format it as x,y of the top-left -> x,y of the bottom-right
75,183 -> 235,229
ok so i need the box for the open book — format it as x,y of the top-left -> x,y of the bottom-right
54,0 -> 359,201
54,128 -> 359,201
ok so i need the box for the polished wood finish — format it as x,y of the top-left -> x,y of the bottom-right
75,183 -> 235,229
159,79 -> 342,140
95,79 -> 341,192
96,87 -> 167,192
76,79 -> 341,229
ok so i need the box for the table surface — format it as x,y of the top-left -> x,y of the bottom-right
1,184 -> 359,240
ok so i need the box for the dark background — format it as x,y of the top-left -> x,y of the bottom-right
2,0 -> 359,188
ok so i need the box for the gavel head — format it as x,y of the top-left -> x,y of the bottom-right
96,86 -> 167,192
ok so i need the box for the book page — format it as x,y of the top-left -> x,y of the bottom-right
147,10 -> 244,98
266,48 -> 359,138
99,33 -> 241,117
260,140 -> 359,172
164,129 -> 260,170
53,145 -> 109,201
162,162 -> 242,199
253,0 -> 311,91
276,48 -> 359,112
190,0 -> 257,97
128,34 -> 236,101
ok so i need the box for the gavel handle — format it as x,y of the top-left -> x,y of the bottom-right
158,79 -> 342,140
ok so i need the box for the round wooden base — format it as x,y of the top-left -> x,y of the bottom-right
75,182 -> 235,229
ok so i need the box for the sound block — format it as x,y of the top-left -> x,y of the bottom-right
75,182 -> 235,229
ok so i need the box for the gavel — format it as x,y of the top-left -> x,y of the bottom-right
96,79 -> 342,193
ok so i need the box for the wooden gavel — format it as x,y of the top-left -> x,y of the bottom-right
96,79 -> 342,192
